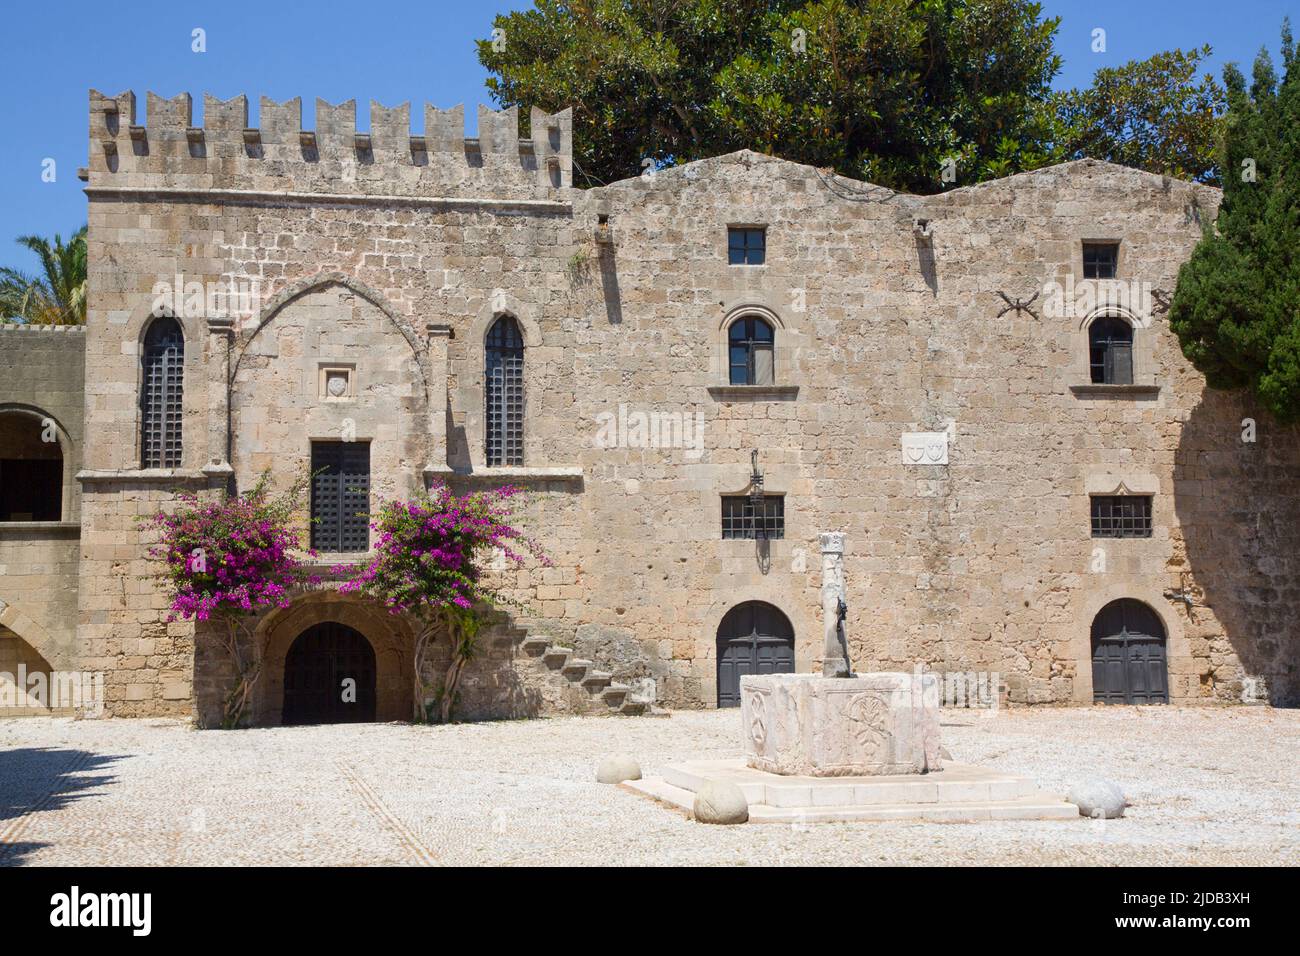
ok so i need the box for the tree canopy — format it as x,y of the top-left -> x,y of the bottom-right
0,226 -> 87,325
1169,23 -> 1300,421
478,0 -> 1062,191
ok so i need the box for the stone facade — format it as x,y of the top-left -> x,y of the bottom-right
0,88 -> 1296,724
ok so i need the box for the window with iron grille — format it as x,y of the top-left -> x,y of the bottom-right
728,227 -> 766,265
1083,242 -> 1119,279
728,316 -> 775,386
722,495 -> 784,539
1090,495 -> 1153,538
311,441 -> 371,552
485,315 -> 524,466
1089,316 -> 1134,384
140,317 -> 184,468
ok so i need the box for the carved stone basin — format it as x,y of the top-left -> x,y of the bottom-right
740,672 -> 942,777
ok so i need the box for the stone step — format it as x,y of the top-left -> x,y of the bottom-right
561,658 -> 594,680
745,797 -> 1079,824
520,636 -> 550,655
601,683 -> 630,706
618,698 -> 648,716
662,760 -> 1042,808
581,670 -> 612,691
541,646 -> 572,667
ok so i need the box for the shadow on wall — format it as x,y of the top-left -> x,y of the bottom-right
0,747 -> 122,866
1172,390 -> 1300,705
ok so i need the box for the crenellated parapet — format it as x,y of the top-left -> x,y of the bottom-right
86,90 -> 573,200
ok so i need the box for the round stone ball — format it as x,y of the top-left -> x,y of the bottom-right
1068,779 -> 1127,819
693,780 -> 749,825
596,755 -> 642,784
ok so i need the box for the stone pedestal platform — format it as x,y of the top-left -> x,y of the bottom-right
623,760 -> 1079,823
741,672 -> 941,777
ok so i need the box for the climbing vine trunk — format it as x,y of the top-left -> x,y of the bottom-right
219,616 -> 262,729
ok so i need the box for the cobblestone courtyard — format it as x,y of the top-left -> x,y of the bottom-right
1,707 -> 1295,866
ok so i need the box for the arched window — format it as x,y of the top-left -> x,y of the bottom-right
485,315 -> 524,466
1089,316 -> 1133,385
141,317 -> 184,468
0,410 -> 62,521
728,315 -> 775,386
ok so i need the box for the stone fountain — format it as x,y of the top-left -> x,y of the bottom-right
623,532 -> 1077,823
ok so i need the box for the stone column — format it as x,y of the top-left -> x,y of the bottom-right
820,531 -> 849,677
424,323 -> 452,479
202,316 -> 234,478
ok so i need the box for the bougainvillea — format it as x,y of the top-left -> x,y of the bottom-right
340,483 -> 549,721
144,472 -> 315,727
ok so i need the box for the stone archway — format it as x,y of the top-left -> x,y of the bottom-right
251,592 -> 415,726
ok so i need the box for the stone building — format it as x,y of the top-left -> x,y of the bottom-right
0,89 -> 1296,725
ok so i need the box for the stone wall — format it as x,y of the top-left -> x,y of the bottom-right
74,89 -> 1299,721
0,324 -> 85,675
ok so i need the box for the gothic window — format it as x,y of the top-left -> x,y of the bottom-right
721,494 -> 784,539
140,317 -> 184,468
1089,316 -> 1133,385
1090,495 -> 1153,538
485,315 -> 525,466
728,316 -> 775,386
311,441 -> 370,552
728,227 -> 766,265
1083,241 -> 1119,279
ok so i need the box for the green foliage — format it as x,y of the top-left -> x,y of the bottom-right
1053,46 -> 1227,183
1169,21 -> 1300,422
479,0 -> 1063,192
0,226 -> 88,325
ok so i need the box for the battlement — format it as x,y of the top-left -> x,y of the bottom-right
0,322 -> 87,333
87,91 -> 573,200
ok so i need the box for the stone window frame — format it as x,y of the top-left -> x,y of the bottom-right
726,224 -> 768,267
1083,472 -> 1164,541
0,403 -> 77,523
1067,306 -> 1159,398
708,303 -> 800,401
460,293 -> 544,472
1081,238 -> 1123,279
136,310 -> 191,470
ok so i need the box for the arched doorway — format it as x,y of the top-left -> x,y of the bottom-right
1091,599 -> 1168,704
282,622 -> 377,725
716,601 -> 795,708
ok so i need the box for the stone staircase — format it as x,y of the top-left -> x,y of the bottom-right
517,634 -> 654,716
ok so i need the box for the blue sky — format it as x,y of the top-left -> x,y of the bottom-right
1,0 -> 1295,273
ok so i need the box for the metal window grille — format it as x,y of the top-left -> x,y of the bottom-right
728,227 -> 766,265
485,315 -> 525,466
140,318 -> 184,468
721,495 -> 784,539
1083,242 -> 1119,279
1089,316 -> 1134,384
311,441 -> 371,552
728,316 -> 775,386
1090,495 -> 1152,538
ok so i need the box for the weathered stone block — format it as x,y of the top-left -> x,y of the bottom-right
741,672 -> 942,777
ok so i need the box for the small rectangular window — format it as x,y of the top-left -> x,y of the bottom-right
311,441 -> 371,552
722,495 -> 784,539
728,227 -> 766,266
1090,495 -> 1152,538
1083,242 -> 1119,279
